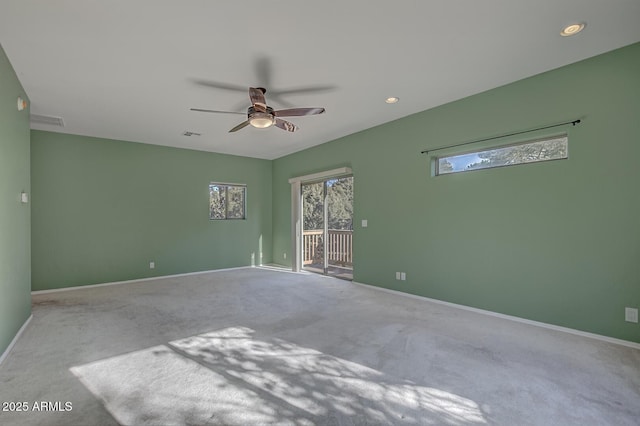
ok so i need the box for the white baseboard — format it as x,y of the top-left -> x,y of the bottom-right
257,265 -> 308,275
29,269 -> 638,349
31,266 -> 254,295
351,281 -> 640,350
0,314 -> 33,366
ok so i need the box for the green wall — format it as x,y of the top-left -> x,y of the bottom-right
273,42 -> 640,342
10,42 -> 640,346
0,44 -> 31,356
31,131 -> 272,290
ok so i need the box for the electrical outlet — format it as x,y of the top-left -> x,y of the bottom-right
149,261 -> 155,269
625,307 -> 638,323
395,272 -> 401,280
284,252 -> 287,259
400,272 -> 406,281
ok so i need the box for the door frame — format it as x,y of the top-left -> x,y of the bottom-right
288,167 -> 352,272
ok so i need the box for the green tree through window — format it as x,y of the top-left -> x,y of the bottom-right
209,183 -> 246,220
302,177 -> 353,231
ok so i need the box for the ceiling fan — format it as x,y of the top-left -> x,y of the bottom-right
191,87 -> 325,133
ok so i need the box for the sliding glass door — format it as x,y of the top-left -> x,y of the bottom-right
301,181 -> 325,274
301,176 -> 353,279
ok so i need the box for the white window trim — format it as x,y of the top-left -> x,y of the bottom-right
287,167 -> 353,185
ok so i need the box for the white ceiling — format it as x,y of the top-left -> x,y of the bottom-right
1,1 -> 639,160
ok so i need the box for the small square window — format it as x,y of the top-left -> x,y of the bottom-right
209,183 -> 246,220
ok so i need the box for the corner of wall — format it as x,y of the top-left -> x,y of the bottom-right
0,43 -> 32,358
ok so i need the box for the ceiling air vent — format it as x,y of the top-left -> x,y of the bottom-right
30,114 -> 65,127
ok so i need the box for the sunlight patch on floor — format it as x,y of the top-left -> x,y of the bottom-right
71,327 -> 485,425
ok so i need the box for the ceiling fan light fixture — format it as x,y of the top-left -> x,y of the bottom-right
249,112 -> 275,128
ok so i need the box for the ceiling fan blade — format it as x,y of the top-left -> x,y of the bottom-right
191,79 -> 247,92
270,85 -> 337,96
274,107 -> 325,117
274,118 -> 298,133
263,95 -> 295,109
255,56 -> 272,88
190,108 -> 245,115
249,87 -> 267,112
229,120 -> 250,133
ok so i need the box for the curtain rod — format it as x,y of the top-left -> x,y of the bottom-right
420,118 -> 582,155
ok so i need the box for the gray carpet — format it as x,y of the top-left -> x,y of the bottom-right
0,268 -> 638,425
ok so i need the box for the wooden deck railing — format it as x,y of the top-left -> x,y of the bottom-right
303,229 -> 353,267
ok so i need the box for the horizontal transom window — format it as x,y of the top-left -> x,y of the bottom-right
435,135 -> 568,176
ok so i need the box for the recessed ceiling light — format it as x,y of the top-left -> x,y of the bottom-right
385,97 -> 399,104
561,23 -> 585,37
